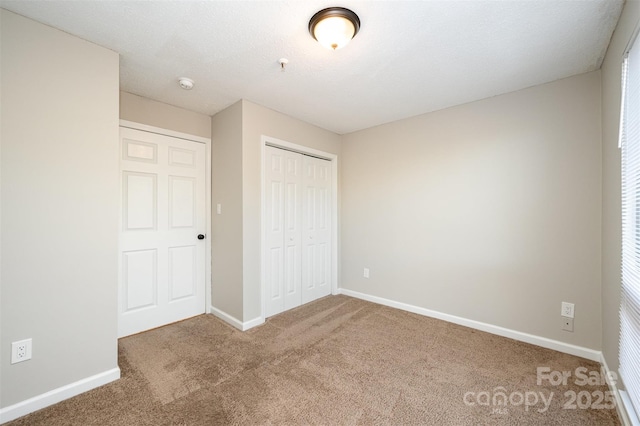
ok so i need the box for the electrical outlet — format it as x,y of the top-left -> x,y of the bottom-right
562,317 -> 574,332
363,268 -> 370,278
561,302 -> 575,318
11,338 -> 32,364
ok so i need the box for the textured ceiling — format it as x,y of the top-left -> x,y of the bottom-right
0,1 -> 624,134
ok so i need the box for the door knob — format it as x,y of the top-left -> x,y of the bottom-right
197,234 -> 206,240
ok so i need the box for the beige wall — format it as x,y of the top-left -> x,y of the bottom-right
120,91 -> 211,139
210,101 -> 244,320
601,1 -> 640,373
341,71 -> 602,349
1,10 -> 120,407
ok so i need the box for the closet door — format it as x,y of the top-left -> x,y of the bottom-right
301,155 -> 332,303
265,146 -> 303,317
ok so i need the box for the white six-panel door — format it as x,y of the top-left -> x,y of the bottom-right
119,127 -> 206,337
265,146 -> 332,317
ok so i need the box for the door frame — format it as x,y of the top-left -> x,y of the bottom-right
119,120 -> 213,318
260,135 -> 339,321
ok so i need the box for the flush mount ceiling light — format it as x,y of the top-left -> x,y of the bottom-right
309,7 -> 360,50
178,77 -> 194,90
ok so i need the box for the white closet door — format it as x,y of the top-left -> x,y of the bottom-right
301,155 -> 332,303
119,127 -> 206,337
265,146 -> 303,317
265,146 -> 332,317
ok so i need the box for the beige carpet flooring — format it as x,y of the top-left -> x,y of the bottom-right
8,295 -> 620,425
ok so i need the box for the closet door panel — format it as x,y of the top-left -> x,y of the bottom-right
301,156 -> 332,304
265,147 -> 302,316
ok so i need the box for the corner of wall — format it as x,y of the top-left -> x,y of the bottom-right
210,101 -> 245,322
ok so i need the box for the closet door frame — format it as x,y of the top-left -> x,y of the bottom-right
260,136 -> 339,320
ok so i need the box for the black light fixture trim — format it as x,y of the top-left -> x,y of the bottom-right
308,7 -> 361,42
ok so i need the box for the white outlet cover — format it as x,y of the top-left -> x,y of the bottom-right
11,338 -> 32,364
561,302 -> 575,318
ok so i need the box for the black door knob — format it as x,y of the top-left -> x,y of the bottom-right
197,234 -> 205,240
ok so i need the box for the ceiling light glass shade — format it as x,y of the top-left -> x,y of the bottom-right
309,8 -> 360,50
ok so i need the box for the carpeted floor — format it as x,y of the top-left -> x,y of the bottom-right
8,295 -> 620,425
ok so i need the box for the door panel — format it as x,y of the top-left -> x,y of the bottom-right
123,249 -> 157,311
265,147 -> 303,317
301,156 -> 332,304
123,138 -> 157,163
269,247 -> 283,299
265,152 -> 284,314
169,176 -> 195,228
123,172 -> 157,230
119,127 -> 206,337
168,245 -> 196,300
168,146 -> 196,167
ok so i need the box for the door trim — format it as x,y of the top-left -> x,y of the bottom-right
260,135 -> 339,322
118,120 -> 212,316
120,120 -> 211,144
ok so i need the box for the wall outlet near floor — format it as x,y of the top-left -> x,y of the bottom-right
561,317 -> 574,332
11,338 -> 32,364
363,268 -> 370,279
561,302 -> 575,318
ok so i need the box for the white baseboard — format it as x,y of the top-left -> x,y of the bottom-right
0,367 -> 120,424
338,288 -> 602,362
210,306 -> 264,331
243,316 -> 265,330
600,354 -> 635,426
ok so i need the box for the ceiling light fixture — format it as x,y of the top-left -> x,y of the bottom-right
309,7 -> 360,50
178,77 -> 194,90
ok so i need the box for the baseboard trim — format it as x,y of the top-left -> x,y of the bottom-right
338,288 -> 601,362
243,316 -> 265,330
0,367 -> 120,424
210,306 -> 264,331
600,354 -> 634,426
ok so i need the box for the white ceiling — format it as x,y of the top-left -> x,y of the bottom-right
0,1 -> 624,134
